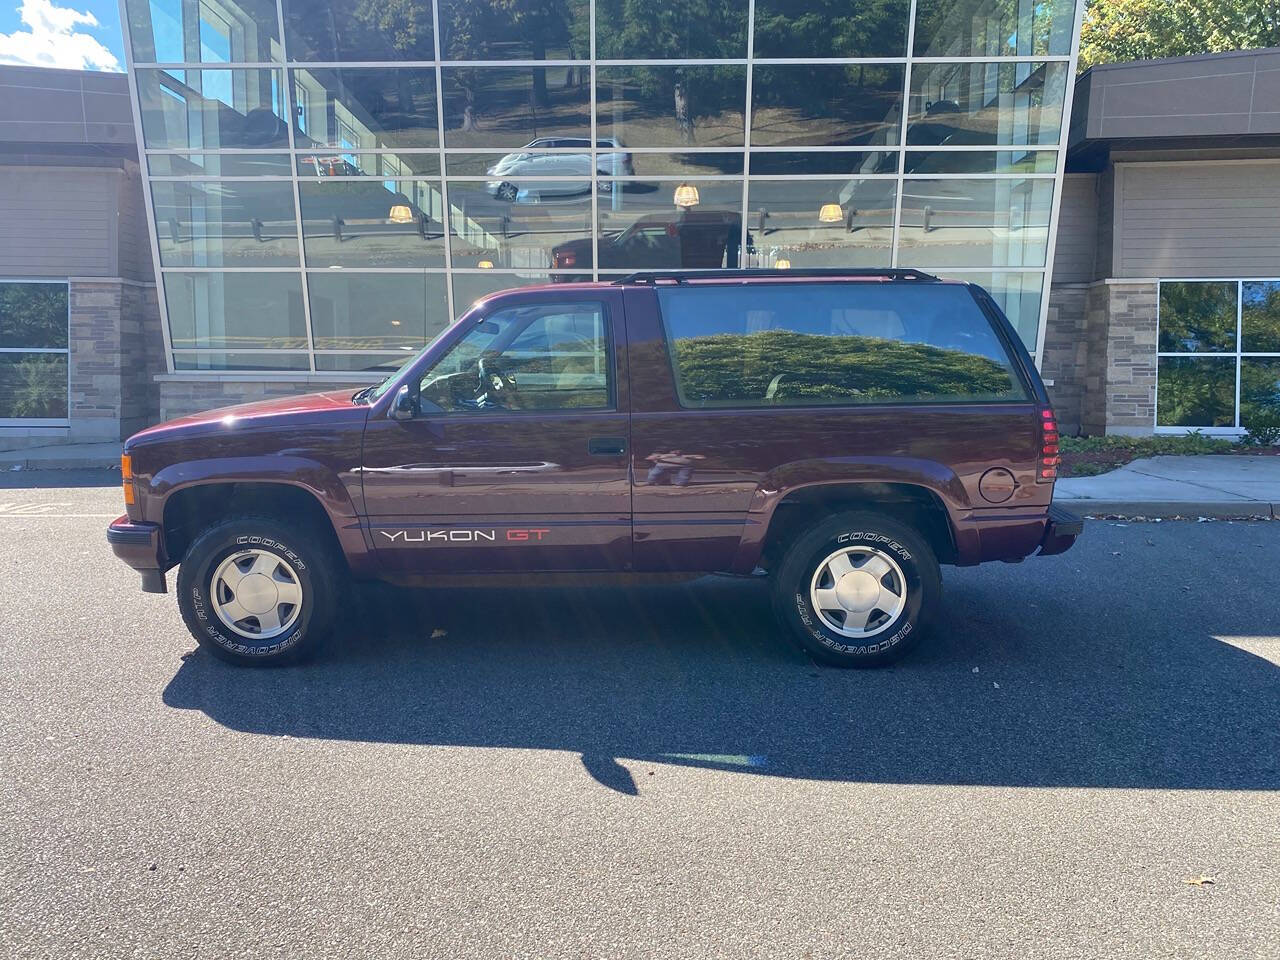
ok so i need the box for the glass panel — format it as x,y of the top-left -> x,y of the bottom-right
437,0 -> 589,60
137,68 -> 289,149
896,178 -> 1054,268
596,66 -> 746,149
1242,281 -> 1280,353
754,0 -> 910,58
163,272 -> 309,348
173,352 -> 311,370
151,180 -> 300,267
447,150 -> 740,177
447,181 -> 594,270
594,0 -> 748,59
937,270 -> 1044,347
914,0 -> 1076,57
0,354 -> 68,419
745,179 -> 895,268
148,153 -> 293,176
1158,281 -> 1237,353
283,0 -> 435,62
907,62 -> 1068,148
657,283 -> 1026,408
296,152 -> 440,177
1156,357 -> 1235,427
596,180 -> 743,271
307,273 -> 450,349
442,67 -> 590,148
751,66 -> 905,148
1240,359 -> 1280,430
452,272 -> 550,314
299,180 -> 446,267
291,68 -> 439,151
125,0 -> 282,63
0,283 -> 68,349
905,150 -> 1057,174
749,151 -> 895,176
419,301 -> 610,413
315,352 -> 416,372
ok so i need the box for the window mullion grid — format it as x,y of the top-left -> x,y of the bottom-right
891,0 -> 920,267
432,0 -> 455,321
740,0 -> 756,268
590,0 -> 599,282
1235,280 -> 1243,428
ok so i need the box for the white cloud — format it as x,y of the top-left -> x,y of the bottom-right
0,0 -> 121,72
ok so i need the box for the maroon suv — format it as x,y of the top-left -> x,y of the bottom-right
108,269 -> 1080,667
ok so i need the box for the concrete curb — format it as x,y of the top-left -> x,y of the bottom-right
1066,500 -> 1276,519
0,455 -> 121,471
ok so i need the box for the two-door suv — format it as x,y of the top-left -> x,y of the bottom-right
108,269 -> 1080,667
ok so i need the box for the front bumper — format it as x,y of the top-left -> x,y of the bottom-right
106,515 -> 167,593
1038,503 -> 1083,556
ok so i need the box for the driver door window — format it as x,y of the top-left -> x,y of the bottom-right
419,302 -> 611,413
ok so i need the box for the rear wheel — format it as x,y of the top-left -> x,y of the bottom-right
176,517 -> 337,666
495,181 -> 518,201
771,511 -> 940,667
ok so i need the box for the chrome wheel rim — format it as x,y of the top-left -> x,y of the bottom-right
211,549 -> 303,641
809,546 -> 907,639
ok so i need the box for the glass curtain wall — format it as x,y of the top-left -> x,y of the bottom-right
123,0 -> 1082,375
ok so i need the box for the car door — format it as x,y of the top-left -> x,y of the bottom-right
361,290 -> 632,574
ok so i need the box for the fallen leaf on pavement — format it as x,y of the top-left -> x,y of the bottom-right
1182,875 -> 1216,886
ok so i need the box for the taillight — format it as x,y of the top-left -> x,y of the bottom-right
121,453 -> 136,505
555,250 -> 577,268
1038,407 -> 1060,482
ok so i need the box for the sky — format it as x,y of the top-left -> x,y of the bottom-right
0,0 -> 126,71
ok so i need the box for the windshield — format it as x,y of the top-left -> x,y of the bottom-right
355,323 -> 457,404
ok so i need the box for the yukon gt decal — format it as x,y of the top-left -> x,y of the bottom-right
379,528 -> 551,544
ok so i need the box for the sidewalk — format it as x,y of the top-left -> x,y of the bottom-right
1055,455 -> 1280,518
0,441 -> 122,471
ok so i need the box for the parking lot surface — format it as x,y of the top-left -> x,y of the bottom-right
2,475 -> 1278,958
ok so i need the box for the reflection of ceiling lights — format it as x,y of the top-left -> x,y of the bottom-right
774,258 -> 791,269
390,319 -> 401,326
477,260 -> 494,269
388,204 -> 413,223
818,203 -> 843,223
673,183 -> 700,207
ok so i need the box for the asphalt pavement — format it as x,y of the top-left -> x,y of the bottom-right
1,474 -> 1278,959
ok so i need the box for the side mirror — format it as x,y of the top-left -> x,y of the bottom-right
389,383 -> 417,421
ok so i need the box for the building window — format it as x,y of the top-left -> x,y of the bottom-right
0,282 -> 70,423
126,0 -> 1081,375
1157,280 -> 1280,432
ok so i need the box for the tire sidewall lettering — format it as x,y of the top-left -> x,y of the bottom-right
200,538 -> 308,656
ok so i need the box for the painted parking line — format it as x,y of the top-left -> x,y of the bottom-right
0,502 -> 118,518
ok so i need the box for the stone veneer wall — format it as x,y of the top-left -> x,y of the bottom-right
1042,279 -> 1158,436
64,278 -> 163,444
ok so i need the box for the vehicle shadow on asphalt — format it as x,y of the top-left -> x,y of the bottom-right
162,532 -> 1280,796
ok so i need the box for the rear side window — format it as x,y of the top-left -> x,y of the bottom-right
656,282 -> 1028,408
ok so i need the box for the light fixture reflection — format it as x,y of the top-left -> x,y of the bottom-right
673,183 -> 700,208
388,204 -> 413,223
477,260 -> 494,269
774,258 -> 791,269
818,203 -> 843,223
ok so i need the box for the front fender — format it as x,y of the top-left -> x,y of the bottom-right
144,456 -> 359,521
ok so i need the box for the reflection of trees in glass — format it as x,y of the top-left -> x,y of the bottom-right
600,66 -> 744,145
671,330 -> 1019,406
753,0 -> 909,58
1243,281 -> 1280,352
594,0 -> 747,58
1156,357 -> 1234,427
1158,282 -> 1236,352
751,65 -> 903,146
0,284 -> 68,349
1240,359 -> 1280,429
0,355 -> 68,419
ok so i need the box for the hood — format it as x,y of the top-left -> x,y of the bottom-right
126,390 -> 364,447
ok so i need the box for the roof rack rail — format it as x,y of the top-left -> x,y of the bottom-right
613,268 -> 939,285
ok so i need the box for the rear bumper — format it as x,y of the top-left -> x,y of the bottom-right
1038,504 -> 1083,557
106,515 -> 167,593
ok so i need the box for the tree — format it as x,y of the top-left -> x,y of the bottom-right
1079,0 -> 1280,71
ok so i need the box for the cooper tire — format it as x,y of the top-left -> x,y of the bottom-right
771,511 -> 940,667
176,516 -> 337,666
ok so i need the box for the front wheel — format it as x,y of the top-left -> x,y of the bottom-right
176,517 -> 337,666
771,511 -> 940,667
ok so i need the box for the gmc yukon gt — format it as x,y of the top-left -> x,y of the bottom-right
108,269 -> 1081,667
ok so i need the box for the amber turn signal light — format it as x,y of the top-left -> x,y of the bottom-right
121,453 -> 135,505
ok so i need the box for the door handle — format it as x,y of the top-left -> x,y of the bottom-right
588,436 -> 627,456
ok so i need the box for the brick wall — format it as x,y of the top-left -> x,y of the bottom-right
1042,283 -> 1089,432
1101,281 -> 1158,433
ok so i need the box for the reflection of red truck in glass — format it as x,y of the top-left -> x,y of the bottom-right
551,210 -> 744,277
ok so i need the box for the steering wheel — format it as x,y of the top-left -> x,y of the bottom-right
476,356 -> 518,404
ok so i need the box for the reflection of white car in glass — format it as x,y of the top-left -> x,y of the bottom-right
486,137 -> 634,201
